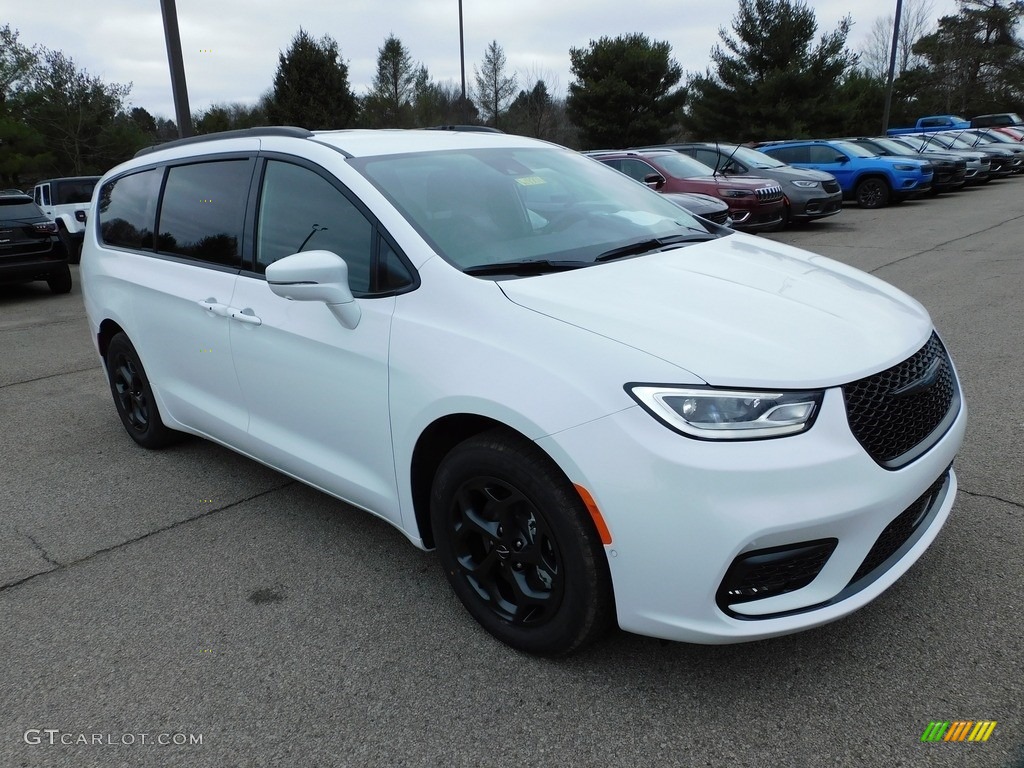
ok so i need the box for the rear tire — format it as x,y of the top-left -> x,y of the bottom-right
105,333 -> 180,449
57,223 -> 81,264
47,264 -> 72,294
430,429 -> 614,655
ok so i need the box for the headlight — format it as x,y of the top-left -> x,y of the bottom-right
719,189 -> 754,198
790,180 -> 820,188
627,385 -> 824,440
893,164 -> 918,171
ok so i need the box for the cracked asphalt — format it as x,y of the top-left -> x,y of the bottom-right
1,182 -> 1022,768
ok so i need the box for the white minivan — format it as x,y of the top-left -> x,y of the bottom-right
81,128 -> 965,655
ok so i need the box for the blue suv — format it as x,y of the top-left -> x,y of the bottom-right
758,140 -> 933,208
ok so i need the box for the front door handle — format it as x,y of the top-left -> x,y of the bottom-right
198,298 -> 231,317
230,308 -> 262,326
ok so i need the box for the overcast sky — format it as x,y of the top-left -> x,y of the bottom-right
6,0 -> 960,120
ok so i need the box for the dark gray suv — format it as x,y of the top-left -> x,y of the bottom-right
635,143 -> 843,226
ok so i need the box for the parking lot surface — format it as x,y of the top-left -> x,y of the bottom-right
1,183 -> 1022,767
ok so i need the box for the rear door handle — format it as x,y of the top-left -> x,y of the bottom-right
230,308 -> 262,326
198,298 -> 231,317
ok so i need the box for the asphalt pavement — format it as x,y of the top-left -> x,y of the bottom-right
1,181 -> 1022,768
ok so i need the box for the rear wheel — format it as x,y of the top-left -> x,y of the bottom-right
57,223 -> 81,264
105,333 -> 180,448
855,177 -> 891,208
47,264 -> 72,294
430,429 -> 614,655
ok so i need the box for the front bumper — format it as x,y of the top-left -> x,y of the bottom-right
537,383 -> 965,644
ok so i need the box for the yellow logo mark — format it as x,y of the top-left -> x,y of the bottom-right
199,198 -> 213,203
199,49 -> 213,53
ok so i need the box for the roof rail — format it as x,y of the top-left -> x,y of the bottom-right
133,126 -> 314,158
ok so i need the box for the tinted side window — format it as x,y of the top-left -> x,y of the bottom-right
618,159 -> 657,182
808,146 -> 847,164
40,185 -> 51,206
767,146 -> 809,164
156,159 -> 252,267
256,160 -> 373,293
98,169 -> 162,250
54,179 -> 97,205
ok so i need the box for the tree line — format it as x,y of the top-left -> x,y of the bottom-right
3,0 -> 1024,186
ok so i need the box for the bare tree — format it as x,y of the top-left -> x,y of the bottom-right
860,0 -> 936,77
473,40 -> 517,128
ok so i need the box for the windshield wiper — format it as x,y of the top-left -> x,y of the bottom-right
595,233 -> 717,262
463,259 -> 593,276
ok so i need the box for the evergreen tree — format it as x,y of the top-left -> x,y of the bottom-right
567,34 -> 684,148
267,29 -> 358,129
684,0 -> 857,140
363,35 -> 417,128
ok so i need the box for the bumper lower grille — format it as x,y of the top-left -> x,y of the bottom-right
717,539 -> 838,612
848,470 -> 950,586
704,209 -> 732,225
842,333 -> 959,468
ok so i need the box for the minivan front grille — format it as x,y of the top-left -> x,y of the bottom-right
704,209 -> 732,226
842,333 -> 958,468
822,179 -> 841,194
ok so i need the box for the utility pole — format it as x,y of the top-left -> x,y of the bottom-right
881,0 -> 904,134
160,0 -> 194,137
459,0 -> 468,123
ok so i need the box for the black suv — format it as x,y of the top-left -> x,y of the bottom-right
0,193 -> 72,294
634,142 -> 843,225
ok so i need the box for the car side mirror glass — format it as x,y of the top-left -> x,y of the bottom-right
266,249 -> 361,329
835,155 -> 850,164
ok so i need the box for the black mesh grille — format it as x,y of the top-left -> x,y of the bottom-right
717,539 -> 838,610
848,471 -> 949,585
704,209 -> 732,225
842,333 -> 957,467
822,180 -> 841,194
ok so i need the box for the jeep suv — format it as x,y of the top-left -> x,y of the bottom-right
586,149 -> 784,232
32,176 -> 101,263
758,140 -> 933,208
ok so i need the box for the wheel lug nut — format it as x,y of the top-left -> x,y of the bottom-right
513,562 -> 523,571
497,526 -> 504,536
514,540 -> 523,550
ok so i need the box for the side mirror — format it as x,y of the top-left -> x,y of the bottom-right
643,173 -> 667,190
834,155 -> 850,164
266,250 -> 361,329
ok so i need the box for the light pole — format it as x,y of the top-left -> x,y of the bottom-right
160,0 -> 194,137
881,0 -> 904,134
459,0 -> 467,123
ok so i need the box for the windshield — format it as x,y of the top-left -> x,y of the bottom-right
833,141 -> 877,158
874,138 -> 917,155
351,147 -> 713,271
648,153 -> 716,178
719,145 -> 786,169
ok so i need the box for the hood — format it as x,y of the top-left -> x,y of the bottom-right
744,165 -> 836,183
663,193 -> 729,216
498,233 -> 932,389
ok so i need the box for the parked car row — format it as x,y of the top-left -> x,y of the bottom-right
584,145 -> 843,232
0,190 -> 72,294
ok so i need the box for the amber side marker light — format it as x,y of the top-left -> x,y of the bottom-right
575,484 -> 613,545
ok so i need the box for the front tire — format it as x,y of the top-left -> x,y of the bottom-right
105,333 -> 180,448
430,429 -> 614,655
855,177 -> 891,208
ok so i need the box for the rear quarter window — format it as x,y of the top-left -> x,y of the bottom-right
98,169 -> 162,250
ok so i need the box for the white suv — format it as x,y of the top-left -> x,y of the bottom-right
33,176 -> 100,263
81,128 -> 965,655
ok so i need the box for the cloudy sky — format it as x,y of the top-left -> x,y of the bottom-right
6,0 -> 959,120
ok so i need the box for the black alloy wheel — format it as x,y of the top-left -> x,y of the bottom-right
855,177 -> 891,209
431,429 -> 614,655
105,333 -> 179,448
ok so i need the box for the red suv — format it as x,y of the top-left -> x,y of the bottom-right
587,149 -> 784,232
